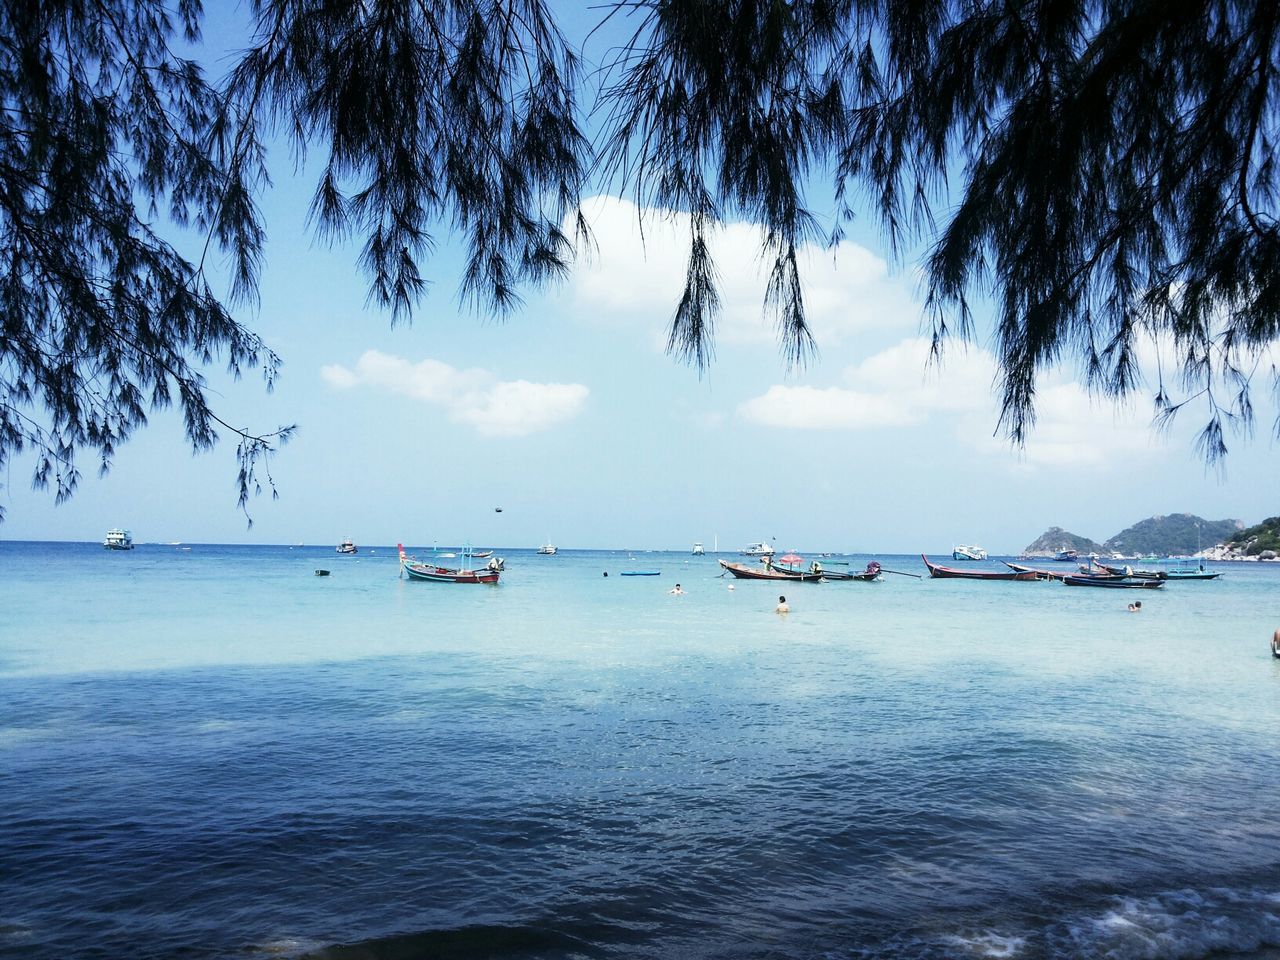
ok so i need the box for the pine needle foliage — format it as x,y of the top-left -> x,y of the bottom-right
3,0 -> 1278,522
599,0 -> 1280,456
230,0 -> 589,320
0,0 -> 289,521
0,0 -> 587,520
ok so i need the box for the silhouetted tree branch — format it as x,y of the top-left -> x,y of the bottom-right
3,0 -> 1278,523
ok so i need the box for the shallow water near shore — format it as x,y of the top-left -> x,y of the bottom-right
3,541 -> 1279,960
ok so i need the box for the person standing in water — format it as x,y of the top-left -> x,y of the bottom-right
775,595 -> 790,614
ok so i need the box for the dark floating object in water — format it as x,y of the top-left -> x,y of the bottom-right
495,507 -> 503,512
315,569 -> 330,577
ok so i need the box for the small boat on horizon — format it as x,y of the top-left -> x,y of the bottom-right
103,528 -> 134,550
951,544 -> 988,561
740,541 -> 776,557
336,538 -> 357,554
536,542 -> 558,555
692,542 -> 705,555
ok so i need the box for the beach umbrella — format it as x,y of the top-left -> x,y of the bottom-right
778,552 -> 804,566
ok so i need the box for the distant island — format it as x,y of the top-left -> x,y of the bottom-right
1022,513 -> 1244,558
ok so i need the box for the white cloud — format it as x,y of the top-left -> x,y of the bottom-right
964,381 -> 1157,468
567,196 -> 920,350
738,336 -> 1165,470
738,385 -> 920,429
318,364 -> 358,389
738,337 -> 996,429
321,350 -> 588,436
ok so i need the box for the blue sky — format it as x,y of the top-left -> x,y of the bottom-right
1,4 -> 1275,552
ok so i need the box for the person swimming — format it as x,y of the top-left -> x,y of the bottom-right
775,595 -> 790,613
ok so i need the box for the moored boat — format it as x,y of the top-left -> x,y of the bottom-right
1096,561 -> 1221,581
924,555 -> 1037,581
103,528 -> 134,550
813,560 -> 883,582
336,538 -> 357,554
772,557 -> 883,582
951,544 -> 988,561
719,559 -> 807,581
1004,561 -> 1070,581
398,544 -> 501,583
1062,575 -> 1164,589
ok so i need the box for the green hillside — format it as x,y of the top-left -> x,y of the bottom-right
1227,516 -> 1280,555
1104,514 -> 1240,556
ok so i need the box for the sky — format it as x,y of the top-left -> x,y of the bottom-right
1,5 -> 1275,553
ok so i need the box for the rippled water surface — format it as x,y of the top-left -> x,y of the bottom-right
2,542 -> 1279,960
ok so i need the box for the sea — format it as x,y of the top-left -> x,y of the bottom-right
2,541 -> 1279,960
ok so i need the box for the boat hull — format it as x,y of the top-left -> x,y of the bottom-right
403,564 -> 499,584
1004,562 -> 1070,581
1097,562 -> 1221,581
1062,575 -> 1164,589
924,555 -> 1037,581
773,563 -> 880,582
398,543 -> 500,583
810,569 -> 881,582
719,559 -> 805,581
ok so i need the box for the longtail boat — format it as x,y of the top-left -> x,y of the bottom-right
1004,562 -> 1073,581
1096,562 -> 1221,581
398,543 -> 500,584
775,560 -> 884,582
818,561 -> 883,582
923,555 -> 1039,581
1062,575 -> 1164,589
718,559 -> 810,581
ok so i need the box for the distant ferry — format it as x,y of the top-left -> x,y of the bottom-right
692,542 -> 705,555
103,528 -> 134,550
1054,548 -> 1079,562
952,544 -> 988,561
336,539 -> 357,554
740,541 -> 776,557
537,542 -> 558,555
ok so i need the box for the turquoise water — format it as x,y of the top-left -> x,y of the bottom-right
2,542 -> 1279,959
